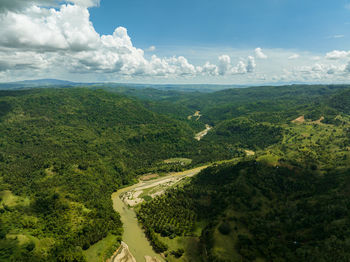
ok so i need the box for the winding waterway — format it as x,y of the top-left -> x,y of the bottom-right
111,166 -> 208,262
112,186 -> 164,262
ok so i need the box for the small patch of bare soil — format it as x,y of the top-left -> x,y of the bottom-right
140,174 -> 159,181
292,115 -> 305,124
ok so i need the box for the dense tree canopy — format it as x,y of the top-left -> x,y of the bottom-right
1,84 -> 350,261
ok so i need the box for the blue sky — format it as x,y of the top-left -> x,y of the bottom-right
90,0 -> 350,52
0,0 -> 350,84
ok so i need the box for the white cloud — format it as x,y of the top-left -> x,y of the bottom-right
288,54 -> 300,60
0,5 -> 100,51
216,55 -> 256,75
255,47 -> 267,59
200,62 -> 218,76
345,62 -> 350,73
325,50 -> 350,60
218,55 -> 231,75
0,0 -> 99,13
1,1 -> 349,84
0,2 -> 258,81
246,56 -> 256,72
0,0 -> 55,13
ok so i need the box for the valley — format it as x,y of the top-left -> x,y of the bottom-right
1,84 -> 350,261
1,0 -> 348,261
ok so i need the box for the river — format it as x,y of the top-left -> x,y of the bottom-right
112,186 -> 163,262
111,166 -> 208,262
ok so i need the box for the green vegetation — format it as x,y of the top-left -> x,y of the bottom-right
132,84 -> 350,261
139,160 -> 350,262
163,158 -> 192,166
83,234 -> 121,262
138,192 -> 197,238
204,118 -> 283,149
0,88 -> 203,261
2,83 -> 350,261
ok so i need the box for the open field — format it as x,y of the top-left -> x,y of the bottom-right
121,166 -> 207,207
163,158 -> 192,166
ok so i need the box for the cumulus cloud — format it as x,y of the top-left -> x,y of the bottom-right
291,61 -> 350,83
0,0 -> 55,13
216,55 -> 256,75
218,55 -> 231,75
0,0 -> 99,13
0,5 -> 101,51
325,50 -> 350,60
255,47 -> 267,59
345,62 -> 350,73
246,56 -> 256,72
0,50 -> 51,76
0,2 -> 257,80
2,1 -> 350,84
200,62 -> 218,76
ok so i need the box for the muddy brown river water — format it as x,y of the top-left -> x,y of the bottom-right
111,166 -> 207,262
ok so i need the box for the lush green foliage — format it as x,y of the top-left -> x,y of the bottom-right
204,118 -> 283,149
139,161 -> 350,262
0,88 -> 202,261
138,191 -> 197,238
3,83 -> 350,261
133,84 -> 350,261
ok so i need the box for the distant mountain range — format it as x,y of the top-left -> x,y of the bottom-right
11,79 -> 78,86
0,79 -> 81,90
0,79 -> 248,92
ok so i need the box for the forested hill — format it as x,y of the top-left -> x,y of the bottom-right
0,88 -> 202,261
175,84 -> 350,124
102,84 -> 350,124
2,84 -> 350,261
139,160 -> 350,262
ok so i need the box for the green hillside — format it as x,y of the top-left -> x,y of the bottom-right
0,88 -> 201,261
133,84 -> 350,262
138,160 -> 350,262
2,84 -> 350,261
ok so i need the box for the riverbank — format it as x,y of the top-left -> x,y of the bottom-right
108,242 -> 136,262
110,166 -> 208,262
195,124 -> 212,141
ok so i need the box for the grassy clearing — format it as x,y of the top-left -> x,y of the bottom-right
152,219 -> 206,261
212,227 -> 237,261
160,235 -> 202,262
278,118 -> 350,168
0,190 -> 30,207
256,152 -> 280,166
6,232 -> 55,257
83,233 -> 120,262
163,158 -> 192,166
140,174 -> 159,181
6,233 -> 32,245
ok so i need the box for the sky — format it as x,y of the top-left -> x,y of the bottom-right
0,0 -> 350,84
